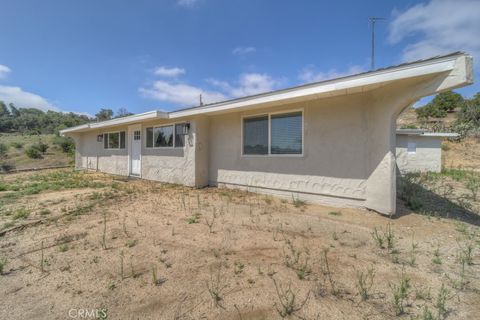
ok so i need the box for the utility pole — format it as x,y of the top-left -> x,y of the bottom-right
199,94 -> 203,106
369,17 -> 385,70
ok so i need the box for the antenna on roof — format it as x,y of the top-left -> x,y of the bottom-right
369,17 -> 386,71
199,94 -> 203,106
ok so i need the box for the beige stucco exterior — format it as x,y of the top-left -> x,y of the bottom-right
396,134 -> 443,173
63,53 -> 473,215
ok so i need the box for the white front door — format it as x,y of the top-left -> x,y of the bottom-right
129,125 -> 141,176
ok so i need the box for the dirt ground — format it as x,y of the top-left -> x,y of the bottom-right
0,170 -> 479,320
443,137 -> 480,171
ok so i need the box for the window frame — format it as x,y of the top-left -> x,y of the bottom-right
103,131 -> 126,150
241,108 -> 304,157
145,122 -> 188,149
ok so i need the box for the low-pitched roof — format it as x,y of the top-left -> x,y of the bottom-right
61,52 -> 473,134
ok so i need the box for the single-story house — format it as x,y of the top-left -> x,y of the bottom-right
61,52 -> 473,215
395,129 -> 459,173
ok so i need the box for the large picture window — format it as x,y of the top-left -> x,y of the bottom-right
242,110 -> 303,156
145,123 -> 187,148
103,131 -> 126,149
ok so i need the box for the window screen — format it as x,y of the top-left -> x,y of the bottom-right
146,127 -> 153,148
243,115 -> 268,155
175,123 -> 186,147
154,125 -> 173,147
270,112 -> 302,154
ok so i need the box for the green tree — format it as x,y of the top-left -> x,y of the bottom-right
116,108 -> 133,118
416,91 -> 465,119
457,92 -> 480,127
95,108 -> 113,121
0,101 -> 10,117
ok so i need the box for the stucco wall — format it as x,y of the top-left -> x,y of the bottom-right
208,94 -> 371,208
396,135 -> 442,173
73,118 -> 202,186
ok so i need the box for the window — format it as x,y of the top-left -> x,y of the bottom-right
154,125 -> 173,147
407,140 -> 416,154
271,112 -> 302,154
175,123 -> 186,147
243,116 -> 268,155
133,130 -> 141,141
243,110 -> 303,156
145,123 -> 187,148
103,131 -> 126,149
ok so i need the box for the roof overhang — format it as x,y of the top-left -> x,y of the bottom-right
396,129 -> 459,138
61,52 -> 473,135
60,110 -> 168,135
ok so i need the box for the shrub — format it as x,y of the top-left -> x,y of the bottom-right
11,141 -> 24,149
25,146 -> 42,159
32,142 -> 49,154
0,143 -> 8,158
52,135 -> 75,153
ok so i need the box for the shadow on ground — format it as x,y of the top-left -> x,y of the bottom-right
395,177 -> 480,226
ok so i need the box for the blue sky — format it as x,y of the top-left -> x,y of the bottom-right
0,0 -> 479,116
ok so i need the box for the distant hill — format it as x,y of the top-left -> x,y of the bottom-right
397,106 -> 459,131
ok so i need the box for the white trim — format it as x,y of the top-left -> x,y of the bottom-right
144,121 -> 188,149
240,108 -> 304,157
103,131 -> 126,150
60,110 -> 168,134
169,54 -> 466,119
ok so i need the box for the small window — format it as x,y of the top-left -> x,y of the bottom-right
243,115 -> 268,155
133,130 -> 141,141
408,140 -> 416,154
146,127 -> 153,148
146,124 -> 184,148
103,131 -> 126,149
175,123 -> 186,147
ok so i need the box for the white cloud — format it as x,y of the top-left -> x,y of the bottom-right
140,72 -> 283,106
153,66 -> 186,77
389,0 -> 480,61
298,65 -> 364,83
232,46 -> 256,55
208,73 -> 282,97
0,85 -> 58,111
0,64 -> 11,79
177,0 -> 199,8
139,81 -> 227,106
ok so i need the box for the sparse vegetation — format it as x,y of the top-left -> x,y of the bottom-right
390,271 -> 411,316
356,266 -> 375,301
0,168 -> 478,319
0,256 -> 7,275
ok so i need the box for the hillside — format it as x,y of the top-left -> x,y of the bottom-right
396,106 -> 458,130
0,134 -> 73,172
